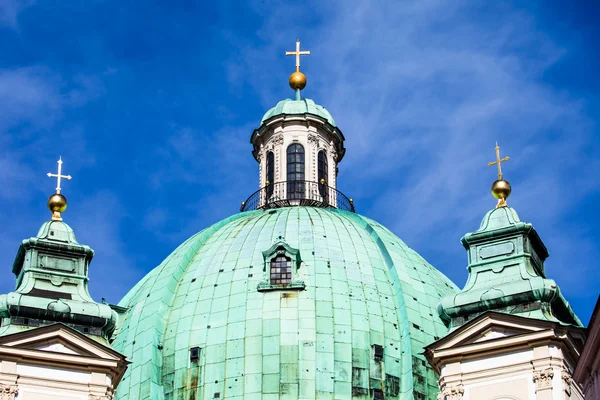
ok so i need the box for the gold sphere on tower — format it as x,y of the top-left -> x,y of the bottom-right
48,193 -> 68,221
491,179 -> 511,207
289,71 -> 307,90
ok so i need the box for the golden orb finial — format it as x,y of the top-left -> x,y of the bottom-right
289,71 -> 307,90
487,143 -> 511,208
48,193 -> 68,221
285,40 -> 310,91
46,156 -> 72,221
491,179 -> 511,208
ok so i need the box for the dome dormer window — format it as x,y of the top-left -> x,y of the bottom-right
269,255 -> 292,284
258,239 -> 305,292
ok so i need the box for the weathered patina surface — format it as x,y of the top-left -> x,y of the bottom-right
0,220 -> 117,344
112,207 -> 457,399
438,206 -> 581,330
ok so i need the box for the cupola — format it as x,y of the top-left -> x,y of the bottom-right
244,40 -> 351,212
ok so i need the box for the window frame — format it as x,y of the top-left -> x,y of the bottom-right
258,240 -> 305,292
266,151 -> 274,197
269,254 -> 292,285
286,143 -> 305,200
318,150 -> 329,201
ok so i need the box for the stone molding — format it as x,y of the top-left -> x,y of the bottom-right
0,384 -> 18,400
437,383 -> 464,400
533,368 -> 554,390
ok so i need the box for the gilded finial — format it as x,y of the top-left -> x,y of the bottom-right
487,143 -> 511,208
46,156 -> 72,221
286,39 -> 310,91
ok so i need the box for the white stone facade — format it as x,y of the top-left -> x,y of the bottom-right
0,324 -> 127,400
252,114 -> 344,192
426,312 -> 586,400
573,297 -> 600,399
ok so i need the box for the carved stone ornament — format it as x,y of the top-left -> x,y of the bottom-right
272,134 -> 284,146
438,384 -> 464,400
329,140 -> 338,162
0,384 -> 18,400
89,393 -> 113,400
307,133 -> 319,146
533,368 -> 554,390
561,367 -> 572,395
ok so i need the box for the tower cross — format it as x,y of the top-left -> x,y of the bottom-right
286,40 -> 310,72
487,142 -> 509,180
47,156 -> 72,194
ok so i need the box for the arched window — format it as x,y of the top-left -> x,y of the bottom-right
266,151 -> 274,197
287,144 -> 305,200
318,150 -> 328,202
270,254 -> 292,285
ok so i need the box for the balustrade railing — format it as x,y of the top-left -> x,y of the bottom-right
241,180 -> 355,212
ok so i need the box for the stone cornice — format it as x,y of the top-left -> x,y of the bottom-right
426,312 -> 585,373
251,113 -> 346,162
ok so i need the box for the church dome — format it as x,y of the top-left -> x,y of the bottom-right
111,207 -> 457,399
261,95 -> 336,127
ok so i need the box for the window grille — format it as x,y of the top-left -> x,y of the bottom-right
287,144 -> 305,199
270,255 -> 292,285
266,151 -> 274,197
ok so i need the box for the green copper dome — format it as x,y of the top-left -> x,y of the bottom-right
111,207 -> 457,399
260,91 -> 336,127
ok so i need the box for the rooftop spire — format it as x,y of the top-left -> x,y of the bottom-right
285,39 -> 310,91
46,156 -> 72,221
487,142 -> 511,208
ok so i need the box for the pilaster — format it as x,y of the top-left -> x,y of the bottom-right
533,368 -> 554,399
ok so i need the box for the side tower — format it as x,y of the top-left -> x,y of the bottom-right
0,158 -> 127,399
426,145 -> 586,400
243,40 -> 352,212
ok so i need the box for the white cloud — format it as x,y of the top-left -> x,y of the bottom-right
225,0 -> 599,316
0,0 -> 34,30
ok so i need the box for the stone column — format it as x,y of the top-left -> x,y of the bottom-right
307,133 -> 319,182
272,134 -> 284,182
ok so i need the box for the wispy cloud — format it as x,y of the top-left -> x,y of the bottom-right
0,0 -> 597,322
141,122 -> 257,242
0,64 -> 112,296
68,191 -> 137,304
225,0 -> 599,318
0,0 -> 34,30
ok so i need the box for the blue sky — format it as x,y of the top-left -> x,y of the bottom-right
1,0 -> 598,323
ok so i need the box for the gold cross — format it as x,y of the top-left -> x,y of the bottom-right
487,142 -> 509,180
47,156 -> 72,194
286,40 -> 310,72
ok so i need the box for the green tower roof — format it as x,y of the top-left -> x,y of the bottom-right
438,206 -> 581,330
260,90 -> 336,127
0,220 -> 117,343
111,207 -> 457,399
